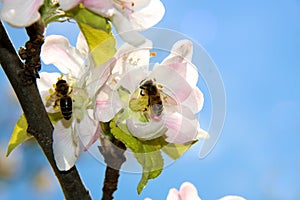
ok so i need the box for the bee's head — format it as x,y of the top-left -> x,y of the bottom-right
56,79 -> 67,87
56,79 -> 69,95
140,79 -> 154,89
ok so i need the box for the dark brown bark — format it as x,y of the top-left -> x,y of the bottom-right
0,21 -> 91,200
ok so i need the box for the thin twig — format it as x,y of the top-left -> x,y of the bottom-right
0,21 -> 91,200
99,122 -> 127,200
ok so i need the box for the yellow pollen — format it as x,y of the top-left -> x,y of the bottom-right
150,52 -> 157,57
49,88 -> 54,94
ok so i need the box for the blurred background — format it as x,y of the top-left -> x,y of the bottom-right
1,0 -> 300,199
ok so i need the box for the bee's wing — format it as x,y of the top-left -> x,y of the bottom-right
160,88 -> 178,106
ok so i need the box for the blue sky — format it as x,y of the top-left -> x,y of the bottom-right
1,0 -> 300,199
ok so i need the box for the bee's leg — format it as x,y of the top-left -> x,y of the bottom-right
68,87 -> 73,95
53,99 -> 60,110
140,90 -> 145,96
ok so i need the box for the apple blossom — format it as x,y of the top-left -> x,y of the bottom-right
95,39 -> 208,144
37,32 -> 113,171
145,182 -> 246,200
0,0 -> 43,27
59,0 -> 165,46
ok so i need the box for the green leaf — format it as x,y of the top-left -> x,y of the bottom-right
6,114 -> 33,156
39,0 -> 64,25
110,120 -> 166,194
162,141 -> 198,160
135,145 -> 164,194
6,112 -> 63,157
66,5 -> 111,32
66,5 -> 116,66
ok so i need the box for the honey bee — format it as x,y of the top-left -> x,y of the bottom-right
54,79 -> 73,120
139,79 -> 164,117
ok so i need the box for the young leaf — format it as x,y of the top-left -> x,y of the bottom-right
6,112 -> 63,157
6,114 -> 32,156
110,120 -> 165,194
78,22 -> 116,66
135,145 -> 164,194
162,141 -> 197,160
66,5 -> 116,65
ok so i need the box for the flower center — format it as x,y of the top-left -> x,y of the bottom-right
113,0 -> 135,14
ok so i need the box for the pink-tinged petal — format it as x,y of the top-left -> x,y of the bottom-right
126,118 -> 166,140
76,32 -> 89,58
150,64 -> 193,102
83,0 -> 114,17
162,40 -> 198,86
166,188 -> 180,200
0,0 -> 43,27
118,67 -> 147,94
59,0 -> 82,11
163,62 -> 198,87
82,58 -> 115,98
76,110 -> 99,151
163,40 -> 193,63
219,196 -> 246,200
94,85 -> 123,122
179,182 -> 201,200
182,87 -> 204,114
41,35 -> 85,77
130,0 -> 165,30
110,12 -> 146,46
53,119 -> 80,171
163,112 -> 199,144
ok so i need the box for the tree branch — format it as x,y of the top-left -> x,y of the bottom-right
0,21 -> 91,200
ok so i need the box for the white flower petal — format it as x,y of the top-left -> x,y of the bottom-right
0,0 -> 43,27
112,0 -> 151,14
37,72 -> 61,113
118,67 -> 147,94
130,0 -> 165,30
219,196 -> 246,200
76,110 -> 99,151
166,188 -> 180,200
94,84 -> 123,122
163,112 -> 199,144
150,64 -> 193,102
113,39 -> 152,75
126,118 -> 166,140
111,12 -> 146,46
53,119 -> 80,171
162,40 -> 198,86
179,182 -> 201,200
197,128 -> 209,139
182,87 -> 204,114
37,72 -> 61,93
163,40 -> 193,63
162,40 -> 198,87
76,32 -> 89,58
82,58 -> 114,98
83,0 -> 114,17
59,0 -> 81,11
41,35 -> 85,77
